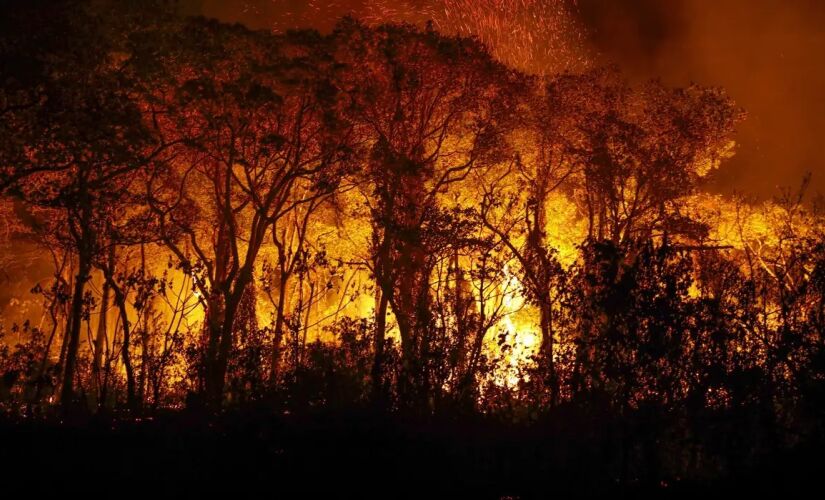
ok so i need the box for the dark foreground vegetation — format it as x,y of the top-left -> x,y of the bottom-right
1,1 -> 824,496
2,408 -> 824,497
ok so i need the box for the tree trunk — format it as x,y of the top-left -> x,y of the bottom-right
113,288 -> 137,411
139,316 -> 149,408
269,271 -> 291,386
32,292 -> 62,409
371,289 -> 389,404
215,295 -> 239,404
60,251 -> 91,412
92,255 -> 112,408
206,268 -> 253,408
539,300 -> 558,407
139,244 -> 150,408
203,294 -> 225,408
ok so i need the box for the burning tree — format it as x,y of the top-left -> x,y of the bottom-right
138,18 -> 355,407
333,19 -> 522,408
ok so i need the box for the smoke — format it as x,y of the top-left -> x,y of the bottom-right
575,0 -> 825,198
179,1 -> 825,198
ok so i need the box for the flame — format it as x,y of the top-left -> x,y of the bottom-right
489,262 -> 539,387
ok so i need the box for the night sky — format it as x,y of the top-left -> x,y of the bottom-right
167,1 -> 825,197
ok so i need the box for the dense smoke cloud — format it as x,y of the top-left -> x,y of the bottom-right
576,0 -> 825,197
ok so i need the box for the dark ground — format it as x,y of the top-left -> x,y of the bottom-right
1,410 -> 823,498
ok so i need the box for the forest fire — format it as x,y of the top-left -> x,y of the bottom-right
1,0 -> 824,496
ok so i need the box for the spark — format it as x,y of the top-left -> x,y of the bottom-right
263,0 -> 590,73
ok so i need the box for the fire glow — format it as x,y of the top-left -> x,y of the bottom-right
0,0 -> 822,430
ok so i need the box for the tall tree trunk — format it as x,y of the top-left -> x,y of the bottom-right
370,228 -> 393,405
92,251 -> 113,408
33,288 -> 62,408
203,294 -> 225,408
212,294 -> 238,407
99,252 -> 138,412
138,243 -> 151,408
113,288 -> 137,411
56,269 -> 74,395
391,262 -> 433,411
208,267 -> 253,408
138,315 -> 149,407
529,182 -> 557,406
60,250 -> 91,412
539,299 -> 557,407
300,281 -> 314,367
269,275 -> 289,386
460,289 -> 490,405
371,289 -> 389,404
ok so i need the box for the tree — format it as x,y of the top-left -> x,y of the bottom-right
476,84 -> 577,405
0,1 -> 166,411
141,19 -> 354,407
334,20 -> 522,408
546,69 -> 742,245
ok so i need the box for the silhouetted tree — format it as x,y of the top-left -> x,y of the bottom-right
545,69 -> 742,245
0,1 -> 167,411
335,20 -> 521,408
140,19 -> 354,407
